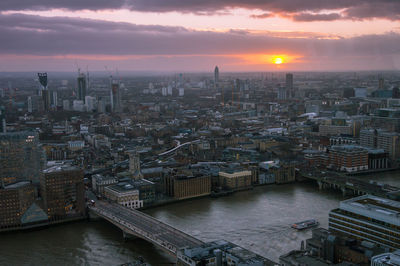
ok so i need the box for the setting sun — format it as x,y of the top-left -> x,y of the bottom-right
274,57 -> 283,64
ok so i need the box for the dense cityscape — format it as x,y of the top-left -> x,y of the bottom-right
1,69 -> 400,265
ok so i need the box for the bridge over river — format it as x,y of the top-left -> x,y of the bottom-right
301,170 -> 400,199
88,201 -> 203,257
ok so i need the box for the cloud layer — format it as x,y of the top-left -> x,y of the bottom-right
1,0 -> 400,21
0,13 -> 399,71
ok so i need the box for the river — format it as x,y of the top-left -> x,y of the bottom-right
0,171 -> 399,265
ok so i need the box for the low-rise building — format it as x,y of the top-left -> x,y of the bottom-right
91,174 -> 118,195
219,169 -> 252,191
177,239 -> 276,266
371,250 -> 400,266
165,173 -> 211,200
104,182 -> 143,209
328,145 -> 368,172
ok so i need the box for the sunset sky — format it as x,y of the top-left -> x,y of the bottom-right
1,0 -> 400,72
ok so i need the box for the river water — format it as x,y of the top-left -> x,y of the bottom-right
0,171 -> 399,265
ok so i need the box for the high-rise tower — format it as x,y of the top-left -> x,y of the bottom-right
77,72 -> 87,103
285,73 -> 293,98
38,73 -> 50,111
110,78 -> 121,112
214,66 -> 219,88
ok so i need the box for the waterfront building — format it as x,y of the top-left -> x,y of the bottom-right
91,174 -> 118,195
218,169 -> 252,191
0,181 -> 36,229
0,131 -> 45,184
165,174 -> 211,200
272,163 -> 296,184
371,250 -> 400,266
41,165 -> 85,221
177,239 -> 276,266
360,129 -> 400,160
329,195 -> 400,250
104,182 -> 143,209
328,145 -> 368,172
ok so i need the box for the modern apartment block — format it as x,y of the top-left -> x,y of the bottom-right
328,145 -> 368,172
329,195 -> 400,250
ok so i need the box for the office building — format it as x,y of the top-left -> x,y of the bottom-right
286,73 -> 293,98
214,66 -> 219,88
104,182 -> 143,209
360,129 -> 400,160
110,79 -> 121,112
165,174 -> 211,200
355,87 -> 367,98
77,72 -> 87,103
41,165 -> 85,221
371,250 -> 400,266
278,87 -> 287,100
0,131 -> 45,184
0,107 -> 5,133
38,73 -> 51,111
329,195 -> 400,250
177,239 -> 275,266
91,174 -> 118,195
328,145 -> 368,172
0,181 -> 36,229
219,169 -> 252,191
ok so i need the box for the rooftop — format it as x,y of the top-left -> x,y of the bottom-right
4,181 -> 31,189
339,195 -> 400,226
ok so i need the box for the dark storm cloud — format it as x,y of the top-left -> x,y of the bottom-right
0,13 -> 399,58
292,13 -> 342,22
1,0 -> 400,21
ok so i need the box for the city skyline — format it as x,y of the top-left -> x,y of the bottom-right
1,1 -> 400,72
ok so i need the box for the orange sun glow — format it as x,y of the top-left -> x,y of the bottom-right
273,57 -> 283,64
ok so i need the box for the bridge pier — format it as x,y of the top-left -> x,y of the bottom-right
87,210 -> 101,220
318,181 -> 323,190
341,187 -> 347,197
122,231 -> 138,241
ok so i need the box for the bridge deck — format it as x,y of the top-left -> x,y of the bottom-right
89,201 -> 203,250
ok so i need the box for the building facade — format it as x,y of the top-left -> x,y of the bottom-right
41,165 -> 85,221
0,181 -> 36,229
329,195 -> 400,250
328,145 -> 368,172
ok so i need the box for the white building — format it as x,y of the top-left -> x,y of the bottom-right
104,183 -> 143,209
72,100 -> 85,112
63,100 -> 70,111
371,250 -> 400,266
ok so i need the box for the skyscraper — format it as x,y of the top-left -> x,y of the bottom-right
0,107 -> 5,133
38,73 -> 50,111
379,77 -> 384,90
214,66 -> 219,88
286,73 -> 293,98
77,73 -> 87,103
110,79 -> 121,112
